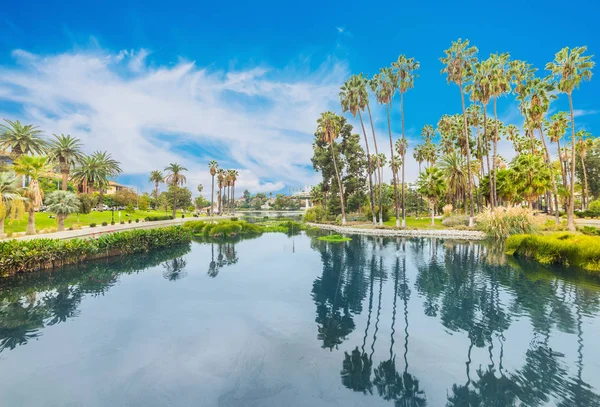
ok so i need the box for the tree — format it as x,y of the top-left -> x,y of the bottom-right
243,189 -> 251,206
546,112 -> 570,192
149,170 -> 163,207
417,167 -> 445,226
195,195 -> 209,210
228,170 -> 239,213
0,119 -> 46,159
138,193 -> 150,211
510,154 -> 552,210
112,189 -> 138,207
392,55 -> 420,227
340,74 -> 376,225
13,156 -> 50,234
47,134 -> 84,191
72,151 -> 122,205
164,163 -> 188,217
316,111 -> 347,225
576,131 -> 594,210
208,160 -> 218,216
546,46 -> 595,230
441,38 -> 478,226
0,171 -> 23,237
45,191 -> 80,231
217,168 -> 225,214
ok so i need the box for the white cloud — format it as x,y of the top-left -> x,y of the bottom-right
573,109 -> 598,118
0,47 -> 348,195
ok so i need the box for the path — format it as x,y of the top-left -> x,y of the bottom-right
10,215 -> 232,241
308,223 -> 486,240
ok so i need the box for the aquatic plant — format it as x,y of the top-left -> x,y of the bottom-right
318,234 -> 352,243
477,206 -> 539,239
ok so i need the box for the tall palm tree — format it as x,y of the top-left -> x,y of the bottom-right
0,119 -> 46,159
149,170 -> 163,209
341,74 -> 376,225
417,166 -> 445,226
365,76 -> 385,225
45,190 -> 80,231
229,170 -> 238,213
546,112 -> 570,192
13,155 -> 50,235
217,169 -> 225,215
164,163 -> 188,218
90,151 -> 121,208
0,172 -> 23,237
371,69 -> 400,227
392,55 -> 420,227
47,134 -> 84,191
441,38 -> 478,227
208,160 -> 218,216
439,151 -> 473,209
576,131 -> 593,210
316,111 -> 346,225
546,46 -> 595,230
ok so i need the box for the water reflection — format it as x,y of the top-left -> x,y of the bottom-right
0,243 -> 191,354
311,235 -> 600,407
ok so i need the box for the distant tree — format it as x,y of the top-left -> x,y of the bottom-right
138,193 -> 151,211
112,189 -> 138,206
195,196 -> 210,210
47,134 -> 84,191
165,185 -> 192,211
164,163 -> 187,217
45,191 -> 80,231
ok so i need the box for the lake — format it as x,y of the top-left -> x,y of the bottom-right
1,232 -> 599,406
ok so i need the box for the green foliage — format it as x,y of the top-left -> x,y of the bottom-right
89,223 -> 96,227
305,206 -> 325,223
506,232 -> 600,272
102,222 -> 108,226
45,191 -> 80,217
183,219 -> 304,238
579,225 -> 600,236
318,234 -> 352,242
0,226 -> 191,275
477,206 -> 539,239
144,215 -> 174,221
361,204 -> 392,222
77,193 -> 97,214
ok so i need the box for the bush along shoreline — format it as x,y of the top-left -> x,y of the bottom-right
506,232 -> 600,274
0,226 -> 191,276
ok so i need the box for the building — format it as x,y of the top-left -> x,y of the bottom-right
105,181 -> 134,195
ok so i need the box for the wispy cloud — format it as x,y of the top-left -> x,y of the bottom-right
573,109 -> 598,118
0,47 -> 348,194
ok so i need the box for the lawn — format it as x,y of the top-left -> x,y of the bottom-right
3,209 -> 181,235
383,216 -> 446,229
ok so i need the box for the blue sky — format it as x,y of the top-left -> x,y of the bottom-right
0,0 -> 598,195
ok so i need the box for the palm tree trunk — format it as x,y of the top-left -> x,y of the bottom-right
232,183 -> 235,214
26,208 -> 36,235
358,110 -> 376,225
218,186 -> 222,215
387,103 -> 400,228
400,92 -> 406,227
172,183 -> 178,218
538,126 -> 560,224
330,143 -> 346,225
567,94 -> 576,231
154,181 -> 159,209
61,168 -> 69,191
460,84 -> 475,227
557,138 -> 567,189
492,97 -> 500,209
431,201 -> 435,226
581,154 -> 589,211
57,214 -> 65,231
483,105 -> 493,208
210,175 -> 215,216
0,215 -> 5,237
366,101 -> 383,225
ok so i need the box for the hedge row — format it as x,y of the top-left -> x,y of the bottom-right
144,215 -> 175,221
0,226 -> 191,276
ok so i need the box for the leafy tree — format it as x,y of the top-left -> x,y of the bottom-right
112,189 -> 138,207
195,195 -> 210,210
45,191 -> 80,231
138,193 -> 151,211
163,185 -> 192,211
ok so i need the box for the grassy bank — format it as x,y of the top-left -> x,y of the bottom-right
183,219 -> 305,238
383,216 -> 445,229
506,232 -> 600,273
0,226 -> 191,276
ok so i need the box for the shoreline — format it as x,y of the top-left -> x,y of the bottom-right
307,223 -> 487,240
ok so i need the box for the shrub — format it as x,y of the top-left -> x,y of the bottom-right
360,205 -> 391,223
135,219 -> 140,223
89,223 -> 96,228
102,222 -> 108,226
442,215 -> 470,228
0,226 -> 192,275
145,215 -> 174,221
111,221 -> 115,225
230,217 -> 238,221
506,232 -> 600,272
128,219 -> 132,224
125,204 -> 135,213
580,226 -> 600,236
305,206 -> 326,223
477,206 -> 539,239
120,221 -> 125,225
442,204 -> 454,218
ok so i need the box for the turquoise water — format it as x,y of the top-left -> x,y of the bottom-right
0,233 -> 599,406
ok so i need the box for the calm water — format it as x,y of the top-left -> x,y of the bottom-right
1,233 -> 600,407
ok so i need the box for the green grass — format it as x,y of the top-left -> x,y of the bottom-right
318,234 -> 352,242
3,209 -> 186,234
383,216 -> 445,229
506,232 -> 600,273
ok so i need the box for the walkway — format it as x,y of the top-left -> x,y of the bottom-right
10,215 -> 231,241
308,223 -> 487,240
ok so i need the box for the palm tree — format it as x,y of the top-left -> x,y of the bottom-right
208,160 -> 218,216
217,169 -> 225,215
47,134 -> 84,191
90,151 -> 121,208
316,111 -> 346,225
0,172 -> 23,237
441,38 -> 478,227
341,74 -> 376,225
371,69 -> 400,227
576,131 -> 593,210
45,191 -> 80,231
546,112 -> 570,191
510,153 -> 552,210
392,55 -> 420,227
0,119 -> 46,159
417,166 -> 445,226
13,156 -> 50,235
546,46 -> 595,230
229,170 -> 238,213
439,151 -> 474,209
365,76 -> 385,225
148,170 -> 163,209
164,163 -> 188,218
